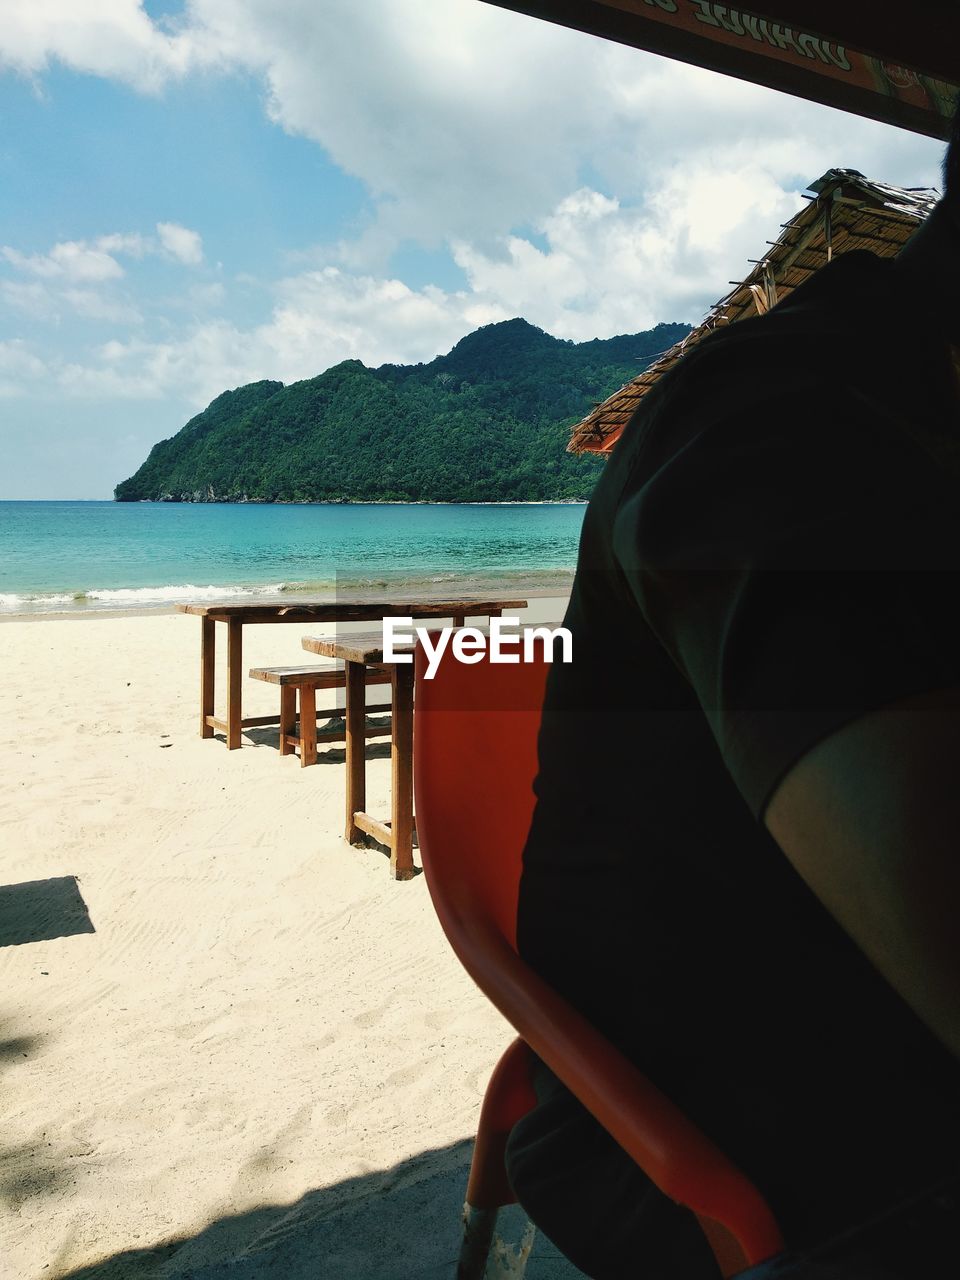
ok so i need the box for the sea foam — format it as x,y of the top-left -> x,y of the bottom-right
1,582 -> 290,615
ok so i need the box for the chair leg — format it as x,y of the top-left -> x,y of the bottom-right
459,1207 -> 536,1280
459,1038 -> 539,1278
458,1205 -> 499,1280
466,1038 -> 537,1208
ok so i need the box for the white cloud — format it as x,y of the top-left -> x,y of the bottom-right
188,0 -> 605,251
15,262 -> 503,408
97,231 -> 150,257
449,166 -> 800,339
2,227 -> 203,282
62,288 -> 143,323
1,224 -> 206,329
1,276 -> 145,325
1,279 -> 61,320
0,149 -> 930,411
3,240 -> 125,282
157,221 -> 203,265
0,1 -> 948,431
181,0 -> 944,262
0,338 -> 47,377
264,267 -> 508,374
0,0 -> 208,91
0,339 -> 48,396
183,281 -> 226,309
0,1 -> 945,272
2,1 -> 942,259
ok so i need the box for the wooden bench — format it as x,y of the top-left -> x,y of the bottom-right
248,663 -> 391,766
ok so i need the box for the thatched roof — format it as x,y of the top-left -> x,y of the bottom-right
568,169 -> 938,455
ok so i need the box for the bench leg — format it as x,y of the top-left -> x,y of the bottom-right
279,685 -> 295,757
300,684 -> 317,767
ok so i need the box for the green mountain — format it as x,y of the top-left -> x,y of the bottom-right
114,317 -> 690,503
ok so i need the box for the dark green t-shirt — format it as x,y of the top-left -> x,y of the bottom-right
517,250 -> 960,1243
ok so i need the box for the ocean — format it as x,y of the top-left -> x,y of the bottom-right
0,500 -> 585,615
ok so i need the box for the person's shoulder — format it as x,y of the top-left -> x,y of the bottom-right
614,251 -> 902,475
687,250 -> 891,377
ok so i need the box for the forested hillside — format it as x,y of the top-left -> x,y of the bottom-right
114,317 -> 689,503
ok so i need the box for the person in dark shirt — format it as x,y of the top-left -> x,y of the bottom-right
506,111 -> 960,1278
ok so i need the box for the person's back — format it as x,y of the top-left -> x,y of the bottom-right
509,119 -> 960,1277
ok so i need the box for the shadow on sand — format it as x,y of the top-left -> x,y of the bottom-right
53,1138 -> 584,1280
0,875 -> 95,948
1,1021 -> 72,1214
239,716 -> 394,767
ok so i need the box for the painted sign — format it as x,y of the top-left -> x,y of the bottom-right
489,1 -> 958,136
607,1 -> 957,128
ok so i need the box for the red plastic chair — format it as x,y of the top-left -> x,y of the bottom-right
413,637 -> 785,1278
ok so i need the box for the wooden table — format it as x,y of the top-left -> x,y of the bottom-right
178,599 -> 526,751
303,630 -> 418,879
302,610 -> 524,880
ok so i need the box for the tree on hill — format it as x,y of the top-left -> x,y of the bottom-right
114,318 -> 690,503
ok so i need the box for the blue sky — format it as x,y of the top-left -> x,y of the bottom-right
0,1 -> 946,498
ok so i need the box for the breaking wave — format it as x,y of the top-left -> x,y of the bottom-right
0,567 -> 574,617
0,582 -> 290,615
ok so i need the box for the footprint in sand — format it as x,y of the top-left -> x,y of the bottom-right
352,999 -> 392,1030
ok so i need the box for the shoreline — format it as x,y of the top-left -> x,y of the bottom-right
0,578 -> 575,623
1,501 -> 585,620
3,497 -> 589,506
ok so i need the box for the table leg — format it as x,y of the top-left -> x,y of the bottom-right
345,661 -> 366,843
300,683 -> 317,767
227,617 -> 243,750
201,616 -> 215,739
390,662 -> 415,881
279,685 -> 295,757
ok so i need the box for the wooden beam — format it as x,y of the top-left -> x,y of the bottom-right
352,812 -> 393,846
772,205 -> 829,276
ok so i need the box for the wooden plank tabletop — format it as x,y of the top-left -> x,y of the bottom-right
248,663 -> 390,686
303,629 -> 431,665
301,619 -> 571,666
177,598 -> 527,621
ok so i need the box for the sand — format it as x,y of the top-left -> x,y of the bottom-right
0,607 -> 582,1279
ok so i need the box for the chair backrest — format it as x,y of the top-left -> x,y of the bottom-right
413,635 -> 786,1277
413,638 -> 550,947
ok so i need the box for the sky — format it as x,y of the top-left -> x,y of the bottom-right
0,0 -> 947,499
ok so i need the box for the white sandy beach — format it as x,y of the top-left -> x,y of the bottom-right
0,605 -> 582,1280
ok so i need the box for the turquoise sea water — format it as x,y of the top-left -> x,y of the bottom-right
0,501 -> 585,615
